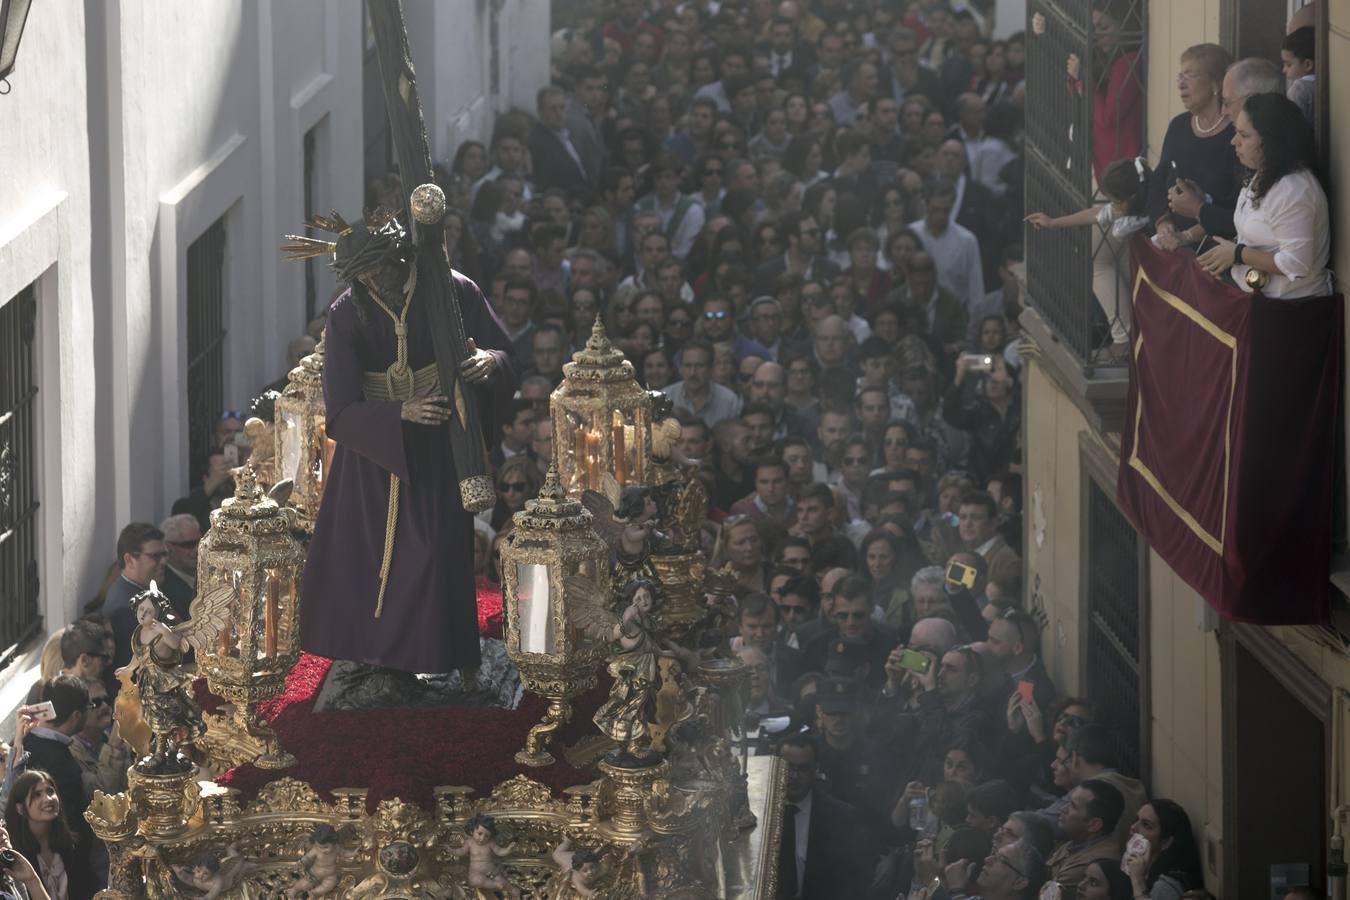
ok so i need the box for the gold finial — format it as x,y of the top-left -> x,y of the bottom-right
233,464 -> 262,503
516,465 -> 589,528
568,313 -> 627,372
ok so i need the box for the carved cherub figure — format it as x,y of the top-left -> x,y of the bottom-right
287,824 -> 357,898
547,837 -> 603,899
116,581 -> 234,773
449,814 -> 519,899
172,844 -> 258,900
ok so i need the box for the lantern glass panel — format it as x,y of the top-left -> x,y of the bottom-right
515,562 -> 554,654
278,407 -> 304,483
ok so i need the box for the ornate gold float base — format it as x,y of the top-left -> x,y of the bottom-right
126,766 -> 199,841
198,707 -> 296,772
595,757 -> 670,846
650,552 -> 708,643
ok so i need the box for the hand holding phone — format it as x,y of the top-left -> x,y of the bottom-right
1017,680 -> 1035,706
20,702 -> 55,724
946,559 -> 977,590
897,648 -> 932,674
959,353 -> 994,374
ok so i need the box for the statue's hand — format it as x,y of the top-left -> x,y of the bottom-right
460,339 -> 497,384
401,396 -> 452,426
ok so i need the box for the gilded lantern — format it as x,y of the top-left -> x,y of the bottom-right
195,464 -> 304,769
500,466 -> 610,766
273,335 -> 333,532
550,317 -> 652,496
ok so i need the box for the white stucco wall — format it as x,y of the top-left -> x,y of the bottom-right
0,0 -> 95,653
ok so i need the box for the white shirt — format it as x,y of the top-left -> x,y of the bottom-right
1232,169 -> 1332,299
910,217 -> 986,312
1095,203 -> 1149,240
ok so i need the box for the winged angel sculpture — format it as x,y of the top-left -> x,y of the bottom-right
119,581 -> 235,773
566,576 -> 671,761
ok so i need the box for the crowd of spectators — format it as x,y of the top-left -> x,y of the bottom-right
18,1 -> 1331,898
445,1 -> 1214,898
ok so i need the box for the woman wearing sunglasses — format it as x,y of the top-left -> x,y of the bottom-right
487,457 -> 543,531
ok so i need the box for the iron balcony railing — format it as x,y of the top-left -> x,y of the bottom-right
1025,0 -> 1147,368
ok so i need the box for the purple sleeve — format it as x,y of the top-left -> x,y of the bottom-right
323,293 -> 411,482
456,270 -> 520,443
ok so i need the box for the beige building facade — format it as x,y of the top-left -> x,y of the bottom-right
1023,0 -> 1350,895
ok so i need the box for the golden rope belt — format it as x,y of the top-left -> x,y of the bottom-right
363,268 -> 423,619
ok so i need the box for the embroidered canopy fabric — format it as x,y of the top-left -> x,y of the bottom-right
1117,236 -> 1342,625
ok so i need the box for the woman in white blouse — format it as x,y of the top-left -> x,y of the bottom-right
1197,92 -> 1331,298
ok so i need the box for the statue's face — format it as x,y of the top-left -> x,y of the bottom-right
191,866 -> 213,884
135,598 -> 158,626
360,262 -> 408,301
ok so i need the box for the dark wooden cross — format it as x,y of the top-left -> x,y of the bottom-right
366,0 -> 492,508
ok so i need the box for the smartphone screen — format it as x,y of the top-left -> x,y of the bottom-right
1018,680 -> 1035,705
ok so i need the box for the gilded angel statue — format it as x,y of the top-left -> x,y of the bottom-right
117,581 -> 234,773
569,577 -> 669,762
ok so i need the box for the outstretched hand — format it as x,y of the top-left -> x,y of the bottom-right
460,339 -> 498,384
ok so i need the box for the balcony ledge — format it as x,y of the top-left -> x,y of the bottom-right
1019,305 -> 1130,434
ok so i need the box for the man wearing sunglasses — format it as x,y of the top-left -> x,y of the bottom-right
697,296 -> 771,363
70,678 -> 132,799
101,523 -> 167,668
157,513 -> 201,622
803,575 -> 898,694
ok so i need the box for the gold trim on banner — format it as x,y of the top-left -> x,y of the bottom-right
1127,265 -> 1239,556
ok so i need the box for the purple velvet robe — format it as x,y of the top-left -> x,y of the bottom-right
300,267 -> 517,673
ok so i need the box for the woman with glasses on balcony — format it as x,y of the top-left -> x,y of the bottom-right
486,456 -> 542,532
1197,92 -> 1330,300
1147,44 -> 1237,250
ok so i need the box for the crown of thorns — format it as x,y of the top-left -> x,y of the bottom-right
282,207 -> 413,282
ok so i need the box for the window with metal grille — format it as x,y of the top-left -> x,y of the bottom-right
1024,0 -> 1147,367
0,285 -> 43,668
303,126 -> 318,324
186,219 -> 228,485
1085,475 -> 1149,780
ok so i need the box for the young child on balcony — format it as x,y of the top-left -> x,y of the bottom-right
1282,26 -> 1315,123
1024,156 -> 1152,362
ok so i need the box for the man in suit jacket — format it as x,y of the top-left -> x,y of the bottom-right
777,733 -> 868,899
957,490 -> 1020,588
529,86 -> 589,194
937,138 -> 1006,279
892,252 -> 967,361
101,522 -> 167,669
987,608 -> 1057,712
159,513 -> 201,622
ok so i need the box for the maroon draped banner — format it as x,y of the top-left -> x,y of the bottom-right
1117,237 -> 1342,625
